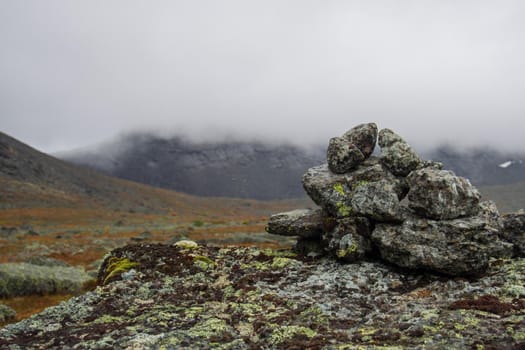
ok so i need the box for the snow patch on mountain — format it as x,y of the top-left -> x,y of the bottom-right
498,160 -> 523,169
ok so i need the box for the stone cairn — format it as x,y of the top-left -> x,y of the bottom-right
267,123 -> 524,276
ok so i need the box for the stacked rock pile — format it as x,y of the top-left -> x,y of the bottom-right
267,123 -> 524,276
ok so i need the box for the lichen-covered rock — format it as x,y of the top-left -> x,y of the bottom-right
502,209 -> 525,257
0,263 -> 93,298
378,128 -> 421,176
372,202 -> 514,276
342,122 -> 378,158
0,304 -> 16,324
350,180 -> 405,222
407,168 -> 481,220
322,217 -> 372,262
326,137 -> 364,174
1,243 -> 525,349
266,208 -> 324,239
302,158 -> 407,218
302,164 -> 352,218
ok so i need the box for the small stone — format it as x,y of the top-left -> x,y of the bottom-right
266,209 -> 325,239
342,122 -> 378,158
407,168 -> 481,220
378,128 -> 421,176
174,240 -> 199,249
326,137 -> 365,174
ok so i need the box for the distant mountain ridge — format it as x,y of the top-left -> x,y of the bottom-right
60,132 -> 525,200
60,133 -> 325,200
426,145 -> 525,187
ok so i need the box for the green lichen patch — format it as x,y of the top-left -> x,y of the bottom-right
268,324 -> 317,345
100,257 -> 139,285
333,183 -> 346,196
336,202 -> 352,217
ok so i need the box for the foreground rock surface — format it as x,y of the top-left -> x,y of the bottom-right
1,243 -> 524,349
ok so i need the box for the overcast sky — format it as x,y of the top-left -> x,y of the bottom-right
1,1 -> 524,153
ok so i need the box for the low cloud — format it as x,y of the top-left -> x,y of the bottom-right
1,1 -> 524,152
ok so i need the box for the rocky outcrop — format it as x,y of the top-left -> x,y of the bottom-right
1,242 -> 524,349
268,123 -> 519,276
0,263 -> 92,298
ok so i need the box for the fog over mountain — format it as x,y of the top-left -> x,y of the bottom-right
1,1 -> 525,153
60,131 -> 525,200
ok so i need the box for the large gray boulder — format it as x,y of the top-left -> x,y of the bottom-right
378,128 -> 421,176
0,263 -> 93,298
322,217 -> 372,262
501,210 -> 525,257
266,209 -> 325,239
351,180 -> 405,222
371,201 -> 514,276
303,157 -> 407,218
407,168 -> 481,220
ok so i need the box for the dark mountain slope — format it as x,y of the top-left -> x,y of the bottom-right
0,131 -> 301,216
426,145 -> 525,187
62,134 -> 324,200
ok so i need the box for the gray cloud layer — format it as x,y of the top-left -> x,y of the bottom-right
1,1 -> 524,152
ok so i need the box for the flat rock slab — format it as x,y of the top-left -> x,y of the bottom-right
1,243 -> 525,349
0,263 -> 92,298
266,209 -> 324,239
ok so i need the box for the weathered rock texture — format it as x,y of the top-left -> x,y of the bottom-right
407,168 -> 481,220
268,123 -> 520,276
326,123 -> 378,174
1,243 -> 524,349
378,128 -> 421,176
